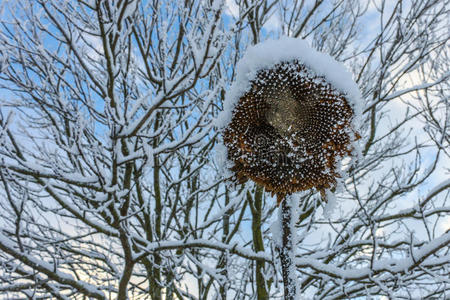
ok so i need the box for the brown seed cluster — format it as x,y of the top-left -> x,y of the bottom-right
223,61 -> 358,203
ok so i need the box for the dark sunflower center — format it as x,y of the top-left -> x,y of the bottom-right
265,88 -> 315,139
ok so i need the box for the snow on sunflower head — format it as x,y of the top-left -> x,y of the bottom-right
217,38 -> 362,204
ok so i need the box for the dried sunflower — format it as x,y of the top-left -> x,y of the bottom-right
223,60 -> 359,204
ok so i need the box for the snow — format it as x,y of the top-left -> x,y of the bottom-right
425,178 -> 450,200
122,0 -> 138,19
135,238 -> 271,262
294,230 -> 450,281
214,141 -> 233,178
215,36 -> 363,131
197,188 -> 243,229
323,189 -> 337,218
0,231 -> 105,297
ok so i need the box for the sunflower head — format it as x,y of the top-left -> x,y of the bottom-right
223,60 -> 359,204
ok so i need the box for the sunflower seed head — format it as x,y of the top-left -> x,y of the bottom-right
223,60 -> 359,201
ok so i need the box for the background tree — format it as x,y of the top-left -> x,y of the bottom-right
0,0 -> 449,299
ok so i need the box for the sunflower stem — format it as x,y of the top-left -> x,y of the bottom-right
280,195 -> 297,300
